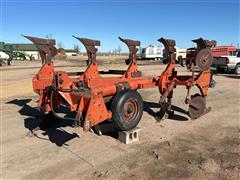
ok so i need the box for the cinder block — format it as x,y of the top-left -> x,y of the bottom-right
118,127 -> 140,144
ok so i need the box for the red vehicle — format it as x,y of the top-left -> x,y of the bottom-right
211,46 -> 237,57
211,46 -> 240,74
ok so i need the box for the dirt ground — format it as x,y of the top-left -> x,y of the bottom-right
1,57 -> 240,180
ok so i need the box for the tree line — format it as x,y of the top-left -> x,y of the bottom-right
73,44 -> 125,55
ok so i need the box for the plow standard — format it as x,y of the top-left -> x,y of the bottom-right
23,35 -> 215,132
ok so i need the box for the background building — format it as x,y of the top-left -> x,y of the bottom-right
0,41 -> 78,60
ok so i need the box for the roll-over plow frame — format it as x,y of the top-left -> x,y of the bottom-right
23,35 -> 215,132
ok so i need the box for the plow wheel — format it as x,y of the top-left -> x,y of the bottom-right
196,48 -> 213,71
188,94 -> 206,119
111,90 -> 143,131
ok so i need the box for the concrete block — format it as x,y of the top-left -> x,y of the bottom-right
118,127 -> 140,144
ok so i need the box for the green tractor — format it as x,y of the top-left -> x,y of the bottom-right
1,51 -> 35,65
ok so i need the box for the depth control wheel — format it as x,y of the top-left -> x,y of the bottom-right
111,90 -> 143,131
196,48 -> 213,71
188,94 -> 206,119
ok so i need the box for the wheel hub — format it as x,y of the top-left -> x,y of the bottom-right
236,66 -> 240,74
123,98 -> 140,123
196,48 -> 213,71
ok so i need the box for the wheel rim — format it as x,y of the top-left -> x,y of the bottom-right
236,66 -> 240,74
123,98 -> 140,123
196,49 -> 213,71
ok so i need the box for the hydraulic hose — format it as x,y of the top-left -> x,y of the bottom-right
48,86 -> 83,123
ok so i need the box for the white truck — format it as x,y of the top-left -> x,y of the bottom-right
175,48 -> 186,61
212,51 -> 240,74
138,45 -> 163,60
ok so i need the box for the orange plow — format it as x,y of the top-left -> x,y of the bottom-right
23,35 -> 215,132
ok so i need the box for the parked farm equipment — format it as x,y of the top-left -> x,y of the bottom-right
23,35 -> 215,133
0,50 -> 35,66
0,51 -> 14,65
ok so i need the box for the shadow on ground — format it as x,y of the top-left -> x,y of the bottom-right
7,99 -> 80,146
6,99 -> 189,145
215,74 -> 240,79
97,101 -> 189,139
212,68 -> 240,79
143,101 -> 189,121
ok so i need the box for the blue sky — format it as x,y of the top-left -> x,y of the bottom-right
1,0 -> 239,52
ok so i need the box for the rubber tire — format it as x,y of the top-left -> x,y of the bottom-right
111,90 -> 143,131
234,64 -> 240,75
209,78 -> 216,88
7,60 -> 12,65
177,55 -> 182,64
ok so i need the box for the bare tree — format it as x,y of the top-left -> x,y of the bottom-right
117,45 -> 122,55
73,44 -> 80,54
113,49 -> 117,55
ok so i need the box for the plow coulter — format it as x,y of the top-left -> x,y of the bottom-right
23,35 -> 215,133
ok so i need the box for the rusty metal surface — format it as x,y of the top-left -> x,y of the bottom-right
123,98 -> 140,123
158,38 -> 176,65
73,36 -> 100,64
188,94 -> 206,119
22,35 -> 57,64
206,40 -> 217,47
158,38 -> 176,54
186,37 -> 215,71
119,37 -> 140,53
119,37 -> 141,78
195,48 -> 213,71
119,37 -> 140,67
192,38 -> 216,50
